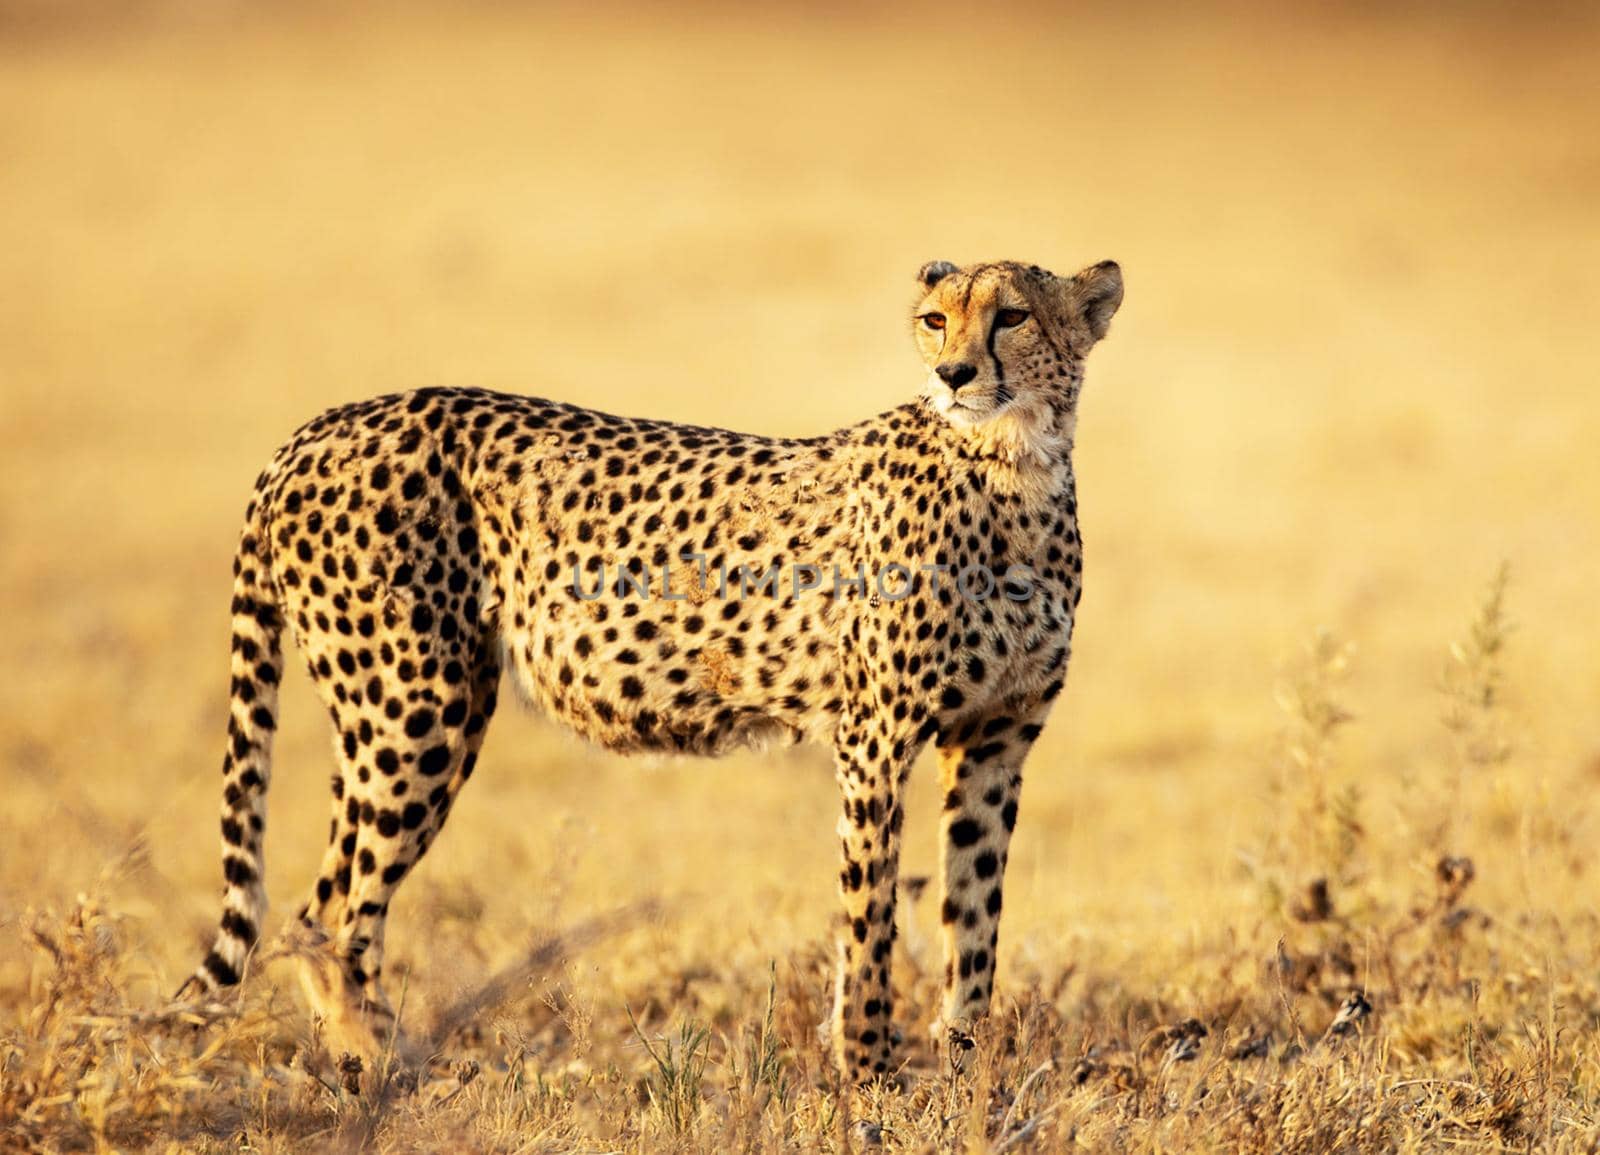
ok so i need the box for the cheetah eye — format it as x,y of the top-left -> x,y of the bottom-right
994,308 -> 1029,329
920,313 -> 946,331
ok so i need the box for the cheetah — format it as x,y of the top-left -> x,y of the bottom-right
180,257 -> 1123,1079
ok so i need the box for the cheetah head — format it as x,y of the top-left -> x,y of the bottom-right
911,259 -> 1122,448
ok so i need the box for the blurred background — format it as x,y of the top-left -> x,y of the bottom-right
1,1 -> 1597,1008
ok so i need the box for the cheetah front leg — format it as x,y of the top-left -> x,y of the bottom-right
829,705 -> 924,1081
933,697 -> 1052,1046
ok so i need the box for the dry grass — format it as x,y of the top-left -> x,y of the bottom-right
3,2 -> 1600,1150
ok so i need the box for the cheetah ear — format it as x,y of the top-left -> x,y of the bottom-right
917,260 -> 958,289
1064,260 -> 1123,342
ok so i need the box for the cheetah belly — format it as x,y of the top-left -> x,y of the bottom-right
491,477 -> 850,757
502,579 -> 844,756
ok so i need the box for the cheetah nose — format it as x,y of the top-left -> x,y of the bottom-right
936,362 -> 978,388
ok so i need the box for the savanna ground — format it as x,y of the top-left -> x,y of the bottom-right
3,2 -> 1600,1150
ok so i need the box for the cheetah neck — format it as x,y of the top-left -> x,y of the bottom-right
947,398 -> 1075,505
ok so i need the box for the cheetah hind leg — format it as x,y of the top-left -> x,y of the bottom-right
276,917 -> 403,1065
283,781 -> 386,1057
290,630 -> 501,1064
270,769 -> 394,1060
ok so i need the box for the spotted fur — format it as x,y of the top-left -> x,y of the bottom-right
181,258 -> 1123,1079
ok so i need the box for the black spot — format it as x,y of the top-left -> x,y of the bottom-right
418,744 -> 452,776
404,708 -> 435,738
949,818 -> 983,847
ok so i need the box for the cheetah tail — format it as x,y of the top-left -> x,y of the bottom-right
178,492 -> 284,1000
